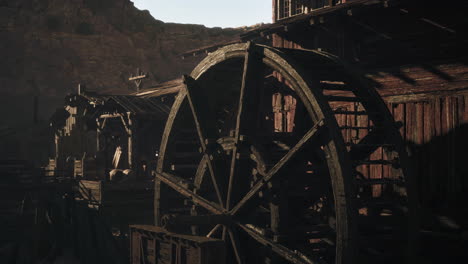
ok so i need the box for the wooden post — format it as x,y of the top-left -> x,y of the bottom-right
128,68 -> 147,93
127,112 -> 135,170
272,0 -> 277,22
277,0 -> 282,20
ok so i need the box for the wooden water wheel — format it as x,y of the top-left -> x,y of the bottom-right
154,43 -> 417,264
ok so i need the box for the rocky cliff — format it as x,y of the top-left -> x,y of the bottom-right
0,0 -> 249,127
0,0 -> 256,161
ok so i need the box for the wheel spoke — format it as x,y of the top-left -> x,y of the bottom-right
348,127 -> 387,160
239,224 -> 316,264
228,228 -> 245,264
230,120 -> 325,215
155,172 -> 225,215
194,155 -> 208,189
206,224 -> 222,238
226,43 -> 265,210
184,75 -> 224,207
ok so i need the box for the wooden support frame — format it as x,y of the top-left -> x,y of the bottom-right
154,41 -> 417,264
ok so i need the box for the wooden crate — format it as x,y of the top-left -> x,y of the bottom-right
130,225 -> 225,264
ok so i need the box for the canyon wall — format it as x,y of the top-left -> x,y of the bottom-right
0,0 -> 252,160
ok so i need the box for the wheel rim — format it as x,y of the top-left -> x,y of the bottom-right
155,43 -> 415,264
155,43 -> 354,264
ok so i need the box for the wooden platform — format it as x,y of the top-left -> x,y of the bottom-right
130,225 -> 226,264
75,180 -> 154,208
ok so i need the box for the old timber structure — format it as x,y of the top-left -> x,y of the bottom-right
2,1 -> 468,264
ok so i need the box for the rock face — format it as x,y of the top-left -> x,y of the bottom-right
0,0 -> 254,161
0,0 -> 248,127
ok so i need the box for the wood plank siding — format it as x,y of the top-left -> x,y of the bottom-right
269,0 -> 468,207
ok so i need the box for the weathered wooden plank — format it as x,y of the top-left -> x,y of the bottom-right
447,97 -> 459,196
434,98 -> 441,137
404,103 -> 413,143
230,120 -> 325,215
357,103 -> 369,179
416,102 -> 424,145
423,102 -> 432,144
463,95 -> 468,124
421,101 -> 432,198
155,172 -> 225,215
370,146 -> 382,197
383,102 -> 392,180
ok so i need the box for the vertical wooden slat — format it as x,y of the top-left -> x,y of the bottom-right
273,0 -> 277,22
449,97 -> 460,197
416,102 -> 424,145
371,147 -> 383,197
414,102 -> 424,199
382,103 -> 394,180
434,98 -> 442,137
405,102 -> 417,194
284,95 -> 297,132
423,102 -> 432,144
421,101 -> 432,201
458,95 -> 465,124
273,93 -> 283,132
440,97 -> 449,199
463,95 -> 468,124
392,103 -> 405,139
343,107 -> 350,145
404,103 -> 413,146
433,98 -> 441,200
356,103 -> 369,179
449,97 -> 456,198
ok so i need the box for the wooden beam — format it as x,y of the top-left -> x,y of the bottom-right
99,113 -> 122,119
228,228 -> 245,264
206,224 -> 223,238
155,172 -> 225,215
226,43 -> 265,211
194,155 -> 208,189
239,224 -> 316,264
128,75 -> 147,81
162,214 -> 231,229
184,75 -> 225,207
230,120 -> 324,215
383,87 -> 468,104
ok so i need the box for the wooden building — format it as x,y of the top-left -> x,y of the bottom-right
45,80 -> 183,263
167,1 -> 468,263
48,89 -> 104,178
49,81 -> 181,182
34,1 -> 468,263
234,0 -> 468,213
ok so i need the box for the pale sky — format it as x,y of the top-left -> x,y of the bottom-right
132,0 -> 272,28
